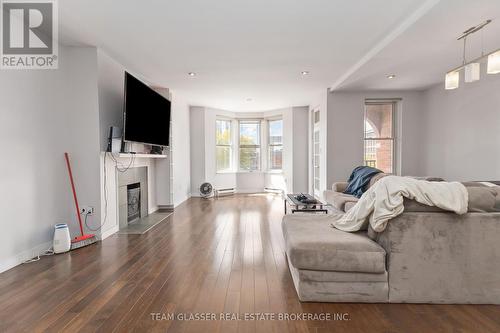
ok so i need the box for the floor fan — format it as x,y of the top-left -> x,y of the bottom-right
200,182 -> 213,198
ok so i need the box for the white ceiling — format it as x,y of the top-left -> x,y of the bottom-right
58,0 -> 500,110
59,0 -> 429,111
335,0 -> 500,91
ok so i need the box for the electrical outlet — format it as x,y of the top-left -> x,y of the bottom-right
80,206 -> 95,215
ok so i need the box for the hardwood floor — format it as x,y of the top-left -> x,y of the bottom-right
1,194 -> 499,332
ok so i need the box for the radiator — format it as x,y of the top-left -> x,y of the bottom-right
264,187 -> 284,194
215,188 -> 236,198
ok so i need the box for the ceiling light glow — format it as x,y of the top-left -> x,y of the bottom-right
487,50 -> 500,74
465,63 -> 480,82
445,71 -> 459,90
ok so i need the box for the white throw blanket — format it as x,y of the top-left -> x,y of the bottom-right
331,176 -> 469,232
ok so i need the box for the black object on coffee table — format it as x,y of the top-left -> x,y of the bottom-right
284,193 -> 328,214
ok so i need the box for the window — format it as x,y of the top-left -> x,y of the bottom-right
268,119 -> 283,170
239,120 -> 261,171
364,102 -> 396,173
216,119 -> 232,172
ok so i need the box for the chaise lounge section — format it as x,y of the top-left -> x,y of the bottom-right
283,215 -> 388,302
282,181 -> 500,303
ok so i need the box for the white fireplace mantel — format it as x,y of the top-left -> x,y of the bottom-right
99,152 -> 172,240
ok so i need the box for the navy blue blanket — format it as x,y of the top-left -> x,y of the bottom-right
344,166 -> 382,198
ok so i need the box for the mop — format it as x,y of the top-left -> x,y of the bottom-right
64,152 -> 97,250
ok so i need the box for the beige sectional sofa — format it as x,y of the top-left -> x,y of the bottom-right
282,181 -> 500,303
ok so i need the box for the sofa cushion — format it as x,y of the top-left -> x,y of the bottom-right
402,185 -> 499,213
368,172 -> 389,188
466,186 -> 499,212
329,180 -> 500,213
323,191 -> 358,211
331,182 -> 348,193
282,215 -> 386,273
345,201 -> 357,212
402,198 -> 447,212
297,269 -> 388,283
288,259 -> 389,303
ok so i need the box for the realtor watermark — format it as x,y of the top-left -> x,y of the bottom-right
1,0 -> 58,69
150,312 -> 351,321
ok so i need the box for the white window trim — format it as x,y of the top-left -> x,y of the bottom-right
267,118 -> 283,172
215,118 -> 234,173
363,99 -> 402,175
238,119 -> 262,172
215,115 -> 286,174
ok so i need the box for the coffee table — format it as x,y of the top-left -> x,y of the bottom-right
284,193 -> 329,214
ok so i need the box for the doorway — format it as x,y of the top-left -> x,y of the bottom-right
312,109 -> 320,198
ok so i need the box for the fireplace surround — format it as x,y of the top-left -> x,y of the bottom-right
127,183 -> 141,223
117,166 -> 149,229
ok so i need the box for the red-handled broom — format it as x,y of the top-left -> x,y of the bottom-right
64,152 -> 97,250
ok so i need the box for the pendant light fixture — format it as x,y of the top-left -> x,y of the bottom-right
445,19 -> 500,90
487,50 -> 500,74
445,71 -> 459,90
465,63 -> 480,82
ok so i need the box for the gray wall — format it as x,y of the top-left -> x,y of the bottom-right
189,106 -> 309,194
97,52 -> 191,206
326,75 -> 500,184
170,94 -> 192,206
189,107 -> 206,195
420,71 -> 500,181
292,106 -> 309,192
326,90 -> 424,184
96,51 -> 156,153
97,50 -> 126,151
0,46 -> 101,272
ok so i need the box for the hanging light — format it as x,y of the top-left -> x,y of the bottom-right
487,50 -> 500,74
465,63 -> 480,82
444,19 -> 498,90
445,71 -> 459,90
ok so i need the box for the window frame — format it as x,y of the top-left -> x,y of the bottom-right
215,118 -> 233,173
363,100 -> 398,174
267,118 -> 283,172
238,119 -> 262,172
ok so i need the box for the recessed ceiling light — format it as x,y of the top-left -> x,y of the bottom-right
386,74 -> 396,79
188,72 -> 196,77
301,71 -> 310,75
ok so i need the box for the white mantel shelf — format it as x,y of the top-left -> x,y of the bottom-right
116,153 -> 167,159
100,149 -> 173,241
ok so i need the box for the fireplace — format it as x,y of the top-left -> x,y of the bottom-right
117,166 -> 149,229
127,183 -> 141,223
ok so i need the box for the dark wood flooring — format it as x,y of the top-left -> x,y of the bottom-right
1,194 -> 499,332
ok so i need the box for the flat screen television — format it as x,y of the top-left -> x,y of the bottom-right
123,72 -> 171,147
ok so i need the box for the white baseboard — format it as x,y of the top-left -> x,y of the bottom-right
98,195 -> 190,240
236,188 -> 265,194
0,240 -> 52,274
149,205 -> 159,215
100,225 -> 119,240
174,194 -> 191,207
190,189 -> 266,196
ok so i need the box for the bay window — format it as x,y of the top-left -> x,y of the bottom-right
216,119 -> 232,172
268,119 -> 283,170
239,120 -> 261,171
